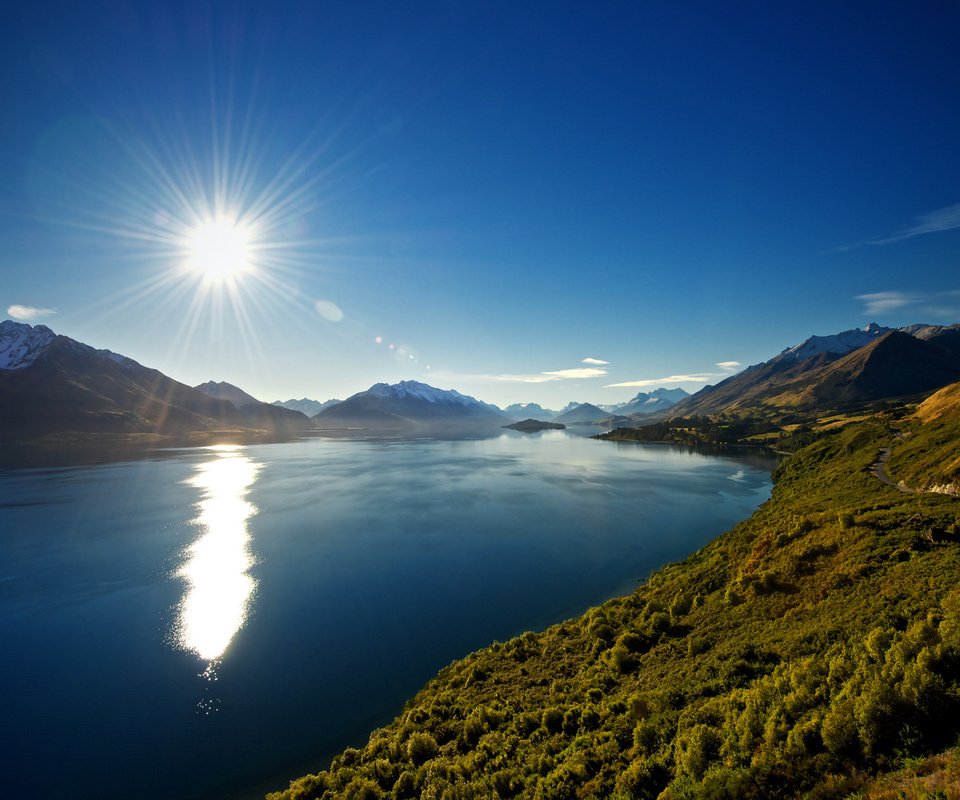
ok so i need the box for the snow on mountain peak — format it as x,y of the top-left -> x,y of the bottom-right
0,320 -> 56,370
782,323 -> 891,362
366,380 -> 486,409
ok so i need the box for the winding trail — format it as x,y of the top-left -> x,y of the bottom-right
871,446 -> 916,494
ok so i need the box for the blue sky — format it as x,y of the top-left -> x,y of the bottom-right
2,1 -> 959,408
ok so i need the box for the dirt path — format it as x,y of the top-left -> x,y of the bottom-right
871,447 -> 916,494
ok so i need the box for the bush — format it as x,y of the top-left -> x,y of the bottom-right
406,732 -> 439,765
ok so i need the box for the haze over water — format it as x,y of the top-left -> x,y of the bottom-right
0,432 -> 774,799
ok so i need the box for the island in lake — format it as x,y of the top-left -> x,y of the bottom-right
503,418 -> 566,432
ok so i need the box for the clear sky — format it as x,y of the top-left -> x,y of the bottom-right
2,1 -> 959,409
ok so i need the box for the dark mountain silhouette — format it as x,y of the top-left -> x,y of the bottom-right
0,321 -> 311,443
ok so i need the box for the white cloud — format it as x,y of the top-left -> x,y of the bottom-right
477,366 -> 609,384
581,357 -> 609,365
869,202 -> 960,246
7,304 -> 57,321
855,290 -> 960,317
716,361 -> 742,370
605,373 -> 717,389
856,291 -> 915,314
542,367 -> 608,379
314,299 -> 344,322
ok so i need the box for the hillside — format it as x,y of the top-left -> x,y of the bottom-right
269,398 -> 960,799
196,380 -> 314,433
674,325 -> 960,417
0,321 -> 312,449
195,380 -> 262,408
885,381 -> 960,495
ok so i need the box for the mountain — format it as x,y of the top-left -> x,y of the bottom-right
503,402 -> 558,421
672,323 -> 960,416
272,397 -> 341,416
553,402 -> 614,425
195,380 -> 261,408
313,380 -> 512,433
0,320 -> 310,444
779,321 -> 890,362
612,387 -> 690,416
194,381 -> 313,431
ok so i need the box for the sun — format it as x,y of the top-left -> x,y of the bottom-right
185,215 -> 254,282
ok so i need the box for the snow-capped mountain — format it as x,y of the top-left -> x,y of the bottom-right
612,387 -> 690,416
0,321 -> 57,369
503,402 -> 558,421
314,380 -> 511,432
0,320 -> 140,372
780,322 -> 890,362
272,397 -> 341,416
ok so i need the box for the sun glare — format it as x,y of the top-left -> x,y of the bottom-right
186,215 -> 254,282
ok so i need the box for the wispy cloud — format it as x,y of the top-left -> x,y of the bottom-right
856,291 -> 916,314
7,304 -> 57,321
582,357 -> 608,365
606,360 -> 742,390
868,202 -> 960,246
469,366 -> 609,384
855,289 -> 960,317
840,202 -> 960,251
605,373 -> 717,389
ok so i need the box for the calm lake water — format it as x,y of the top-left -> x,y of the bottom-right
0,431 -> 774,799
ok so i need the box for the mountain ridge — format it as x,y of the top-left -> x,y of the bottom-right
672,323 -> 960,416
0,321 -> 311,446
313,379 -> 512,433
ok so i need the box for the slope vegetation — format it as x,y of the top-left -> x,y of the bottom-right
269,402 -> 960,799
886,381 -> 960,495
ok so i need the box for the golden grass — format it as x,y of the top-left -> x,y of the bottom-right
846,748 -> 960,799
916,381 -> 960,423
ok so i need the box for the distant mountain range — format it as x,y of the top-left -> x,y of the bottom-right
314,380 -> 512,433
503,402 -> 559,421
547,390 -> 690,425
611,387 -> 690,416
671,323 -> 960,416
553,402 -> 615,425
5,319 -> 960,448
0,321 -> 310,444
272,397 -> 341,416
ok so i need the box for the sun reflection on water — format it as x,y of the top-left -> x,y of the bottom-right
175,446 -> 261,664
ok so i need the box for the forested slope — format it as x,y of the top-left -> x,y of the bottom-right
269,402 -> 960,800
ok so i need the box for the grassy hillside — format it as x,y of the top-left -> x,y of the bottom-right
887,382 -> 960,495
269,406 -> 960,800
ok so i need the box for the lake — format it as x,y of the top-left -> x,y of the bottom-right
0,431 -> 775,799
